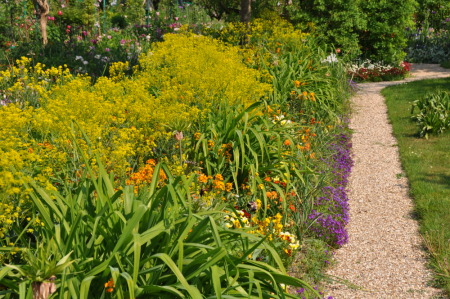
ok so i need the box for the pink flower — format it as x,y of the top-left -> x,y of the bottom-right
58,11 -> 63,16
174,17 -> 179,21
174,131 -> 184,141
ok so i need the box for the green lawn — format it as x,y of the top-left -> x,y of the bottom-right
381,78 -> 450,294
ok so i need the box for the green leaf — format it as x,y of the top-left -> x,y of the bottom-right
150,253 -> 202,299
80,276 -> 96,299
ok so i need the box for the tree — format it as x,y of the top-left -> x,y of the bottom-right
32,0 -> 50,45
240,0 -> 251,23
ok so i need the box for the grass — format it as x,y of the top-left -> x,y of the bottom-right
381,78 -> 450,294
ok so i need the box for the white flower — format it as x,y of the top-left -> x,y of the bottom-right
75,56 -> 83,61
321,53 -> 338,64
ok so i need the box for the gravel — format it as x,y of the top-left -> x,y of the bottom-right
326,64 -> 450,299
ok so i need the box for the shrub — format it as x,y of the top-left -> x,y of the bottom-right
358,0 -> 416,64
414,0 -> 450,31
283,0 -> 366,60
405,22 -> 450,63
411,90 -> 450,138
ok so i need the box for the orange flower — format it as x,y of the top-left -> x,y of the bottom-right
198,173 -> 208,183
283,139 -> 291,146
266,191 -> 278,199
293,80 -> 301,87
104,278 -> 115,293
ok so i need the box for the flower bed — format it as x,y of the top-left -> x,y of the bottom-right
348,60 -> 411,82
0,18 -> 353,298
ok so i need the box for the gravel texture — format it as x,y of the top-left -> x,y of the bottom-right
326,64 -> 450,299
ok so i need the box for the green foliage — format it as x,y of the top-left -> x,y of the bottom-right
0,151 -> 317,298
441,60 -> 450,69
111,14 -> 129,29
283,0 -> 366,60
0,15 -> 354,298
193,0 -> 240,20
358,0 -> 416,64
192,0 -> 281,21
57,2 -> 96,27
411,90 -> 450,138
414,0 -> 450,31
405,14 -> 450,63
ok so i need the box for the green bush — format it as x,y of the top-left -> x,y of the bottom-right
358,0 -> 416,64
414,0 -> 450,31
111,14 -> 129,29
411,90 -> 450,138
405,26 -> 450,63
284,0 -> 366,60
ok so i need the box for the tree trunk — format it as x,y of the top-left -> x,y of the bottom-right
240,0 -> 251,45
240,0 -> 251,23
32,0 -> 50,45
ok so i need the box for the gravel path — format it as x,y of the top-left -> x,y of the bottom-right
326,64 -> 450,299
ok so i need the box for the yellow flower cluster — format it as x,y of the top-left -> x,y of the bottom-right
279,231 -> 301,253
0,204 -> 22,238
0,57 -> 72,108
137,33 -> 272,111
109,61 -> 129,82
224,210 -> 250,229
210,17 -> 308,51
0,34 -> 276,249
251,213 -> 284,238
